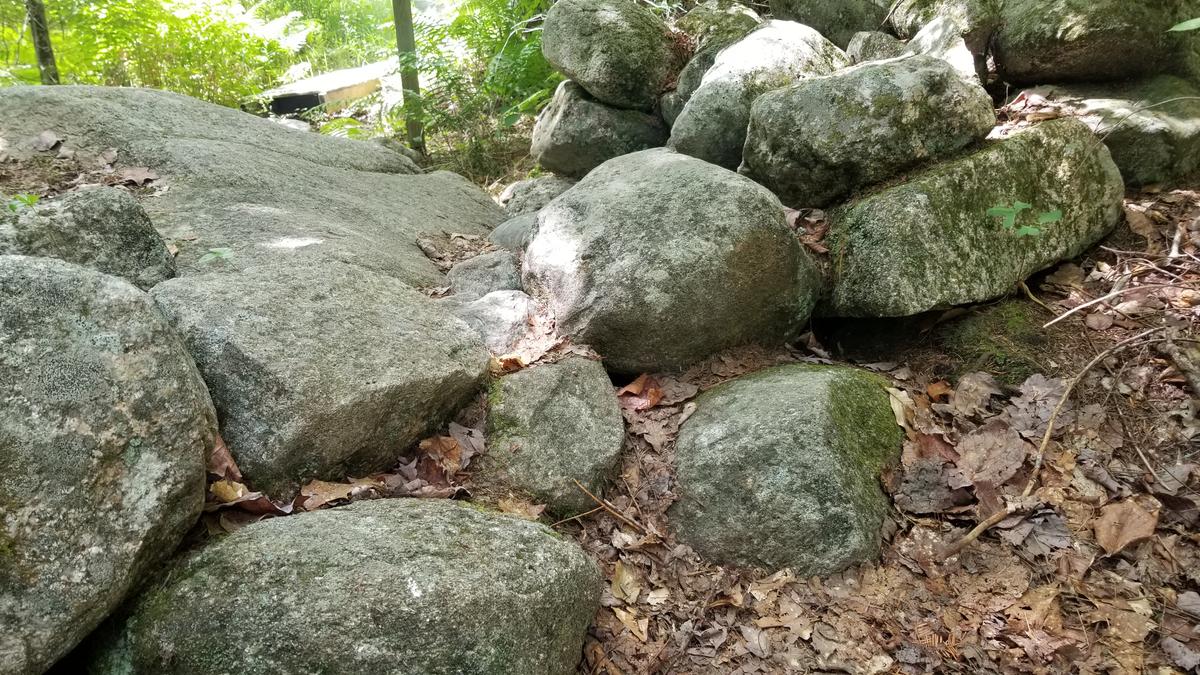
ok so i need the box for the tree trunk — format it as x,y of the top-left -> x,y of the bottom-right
391,0 -> 424,152
24,0 -> 58,85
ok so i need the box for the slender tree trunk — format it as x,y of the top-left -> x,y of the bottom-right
24,0 -> 58,85
391,0 -> 424,152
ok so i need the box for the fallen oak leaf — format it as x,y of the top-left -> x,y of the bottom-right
1094,497 -> 1160,555
419,435 -> 463,476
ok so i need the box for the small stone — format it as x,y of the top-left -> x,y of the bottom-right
448,250 -> 522,298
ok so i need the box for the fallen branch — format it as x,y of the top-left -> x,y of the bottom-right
1042,283 -> 1185,328
941,500 -> 1034,560
573,479 -> 648,535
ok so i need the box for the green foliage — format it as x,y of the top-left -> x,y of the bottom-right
1170,17 -> 1200,31
198,247 -> 234,264
988,202 -> 1061,238
254,0 -> 396,71
4,194 -> 39,213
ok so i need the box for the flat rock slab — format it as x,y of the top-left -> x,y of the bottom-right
670,364 -> 901,574
83,499 -> 601,675
0,256 -> 213,674
824,119 -> 1124,317
0,86 -> 505,287
151,263 -> 490,497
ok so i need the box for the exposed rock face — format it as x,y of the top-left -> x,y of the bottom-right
846,31 -> 907,63
0,188 -> 174,290
524,149 -> 821,373
479,357 -> 625,515
661,1 -> 761,126
448,251 -> 522,299
531,81 -> 668,178
993,0 -> 1195,83
83,499 -> 602,675
449,290 -> 537,355
500,176 -> 577,216
824,119 -> 1125,317
1020,77 -> 1200,187
0,86 -> 504,287
541,0 -> 682,111
670,364 -> 901,574
0,255 -> 213,675
490,213 -> 537,251
151,263 -> 490,497
741,55 -> 994,208
668,21 -> 850,170
767,0 -> 890,47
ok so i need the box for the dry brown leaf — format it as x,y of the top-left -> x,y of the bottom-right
206,433 -> 242,481
612,607 -> 648,642
1085,312 -> 1114,331
498,497 -> 546,520
611,561 -> 642,604
1094,498 -> 1159,555
116,166 -> 159,186
419,435 -> 463,476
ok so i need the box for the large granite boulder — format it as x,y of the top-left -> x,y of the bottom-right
993,0 -> 1196,83
531,81 -> 668,178
846,31 -> 907,63
890,0 -> 1001,52
83,499 -> 601,674
541,0 -> 682,111
478,357 -> 625,515
668,21 -> 850,170
490,213 -> 537,251
824,119 -> 1124,317
0,86 -> 505,287
670,364 -> 901,574
767,0 -> 891,48
0,256 -> 213,675
660,1 -> 761,126
499,176 -> 577,216
524,149 -> 821,373
0,187 -> 174,290
902,15 -> 983,81
1020,76 -> 1200,187
447,251 -> 522,299
741,55 -> 995,208
151,263 -> 490,497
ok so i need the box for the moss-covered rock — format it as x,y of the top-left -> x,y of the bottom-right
477,357 -> 625,515
993,0 -> 1199,83
531,81 -> 668,178
523,148 -> 822,373
0,256 -> 213,675
83,499 -> 601,674
670,364 -> 902,574
661,1 -> 761,126
768,0 -> 891,48
823,119 -> 1124,317
1020,76 -> 1200,187
668,20 -> 850,170
741,55 -> 995,208
541,0 -> 682,111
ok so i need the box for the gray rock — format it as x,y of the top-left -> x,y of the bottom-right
0,256 -> 213,675
824,119 -> 1124,317
741,55 -> 995,208
670,364 -> 901,574
1020,76 -> 1200,187
541,0 -> 682,111
490,213 -> 537,251
0,187 -> 174,290
902,15 -> 982,81
479,357 -> 625,515
767,0 -> 891,47
151,263 -> 490,497
500,176 -> 577,216
531,81 -> 668,178
524,148 -> 821,373
846,31 -> 907,63
661,1 -> 761,126
0,86 -> 504,287
447,250 -> 522,298
83,499 -> 601,675
993,0 -> 1196,83
890,0 -> 1001,52
451,290 -> 537,355
668,21 -> 850,170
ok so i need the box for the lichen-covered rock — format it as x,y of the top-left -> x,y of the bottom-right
767,0 -> 890,48
0,256 -> 213,675
824,119 -> 1124,317
448,251 -> 522,298
151,263 -> 490,497
541,0 -> 681,111
668,21 -> 850,170
490,213 -> 537,251
670,364 -> 901,574
890,0 -> 1000,52
993,0 -> 1197,83
846,31 -> 906,63
741,55 -> 995,208
531,81 -> 668,178
479,357 -> 624,515
902,15 -> 982,81
0,188 -> 174,290
1020,76 -> 1200,187
524,148 -> 821,373
661,1 -> 761,125
0,86 -> 504,287
83,499 -> 601,675
500,176 -> 577,216
449,290 -> 537,355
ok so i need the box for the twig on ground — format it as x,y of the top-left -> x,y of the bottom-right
1043,284 -> 1186,328
573,479 -> 648,534
941,500 -> 1033,560
550,506 -> 604,528
1019,280 -> 1055,313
